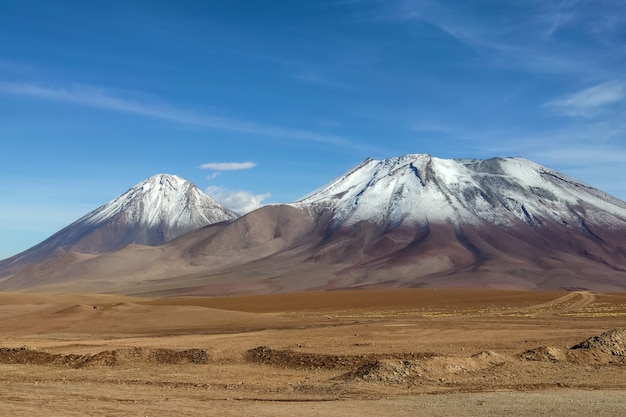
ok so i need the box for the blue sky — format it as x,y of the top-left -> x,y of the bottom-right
1,0 -> 625,259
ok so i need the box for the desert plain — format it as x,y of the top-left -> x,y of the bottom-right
0,288 -> 625,416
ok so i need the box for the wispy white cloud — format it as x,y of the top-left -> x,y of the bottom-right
294,70 -> 333,85
530,146 -> 626,200
293,69 -> 353,89
0,82 -> 165,116
531,146 -> 626,166
543,81 -> 625,117
200,161 -> 257,171
200,162 -> 267,212
200,161 -> 257,182
363,0 -> 624,76
462,119 -> 626,158
0,81 -> 359,148
206,185 -> 270,214
454,121 -> 626,198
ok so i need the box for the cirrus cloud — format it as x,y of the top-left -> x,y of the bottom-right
0,81 -> 368,149
543,81 -> 625,118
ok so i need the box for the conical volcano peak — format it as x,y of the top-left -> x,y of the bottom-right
0,174 -> 239,270
139,173 -> 188,191
81,173 -> 239,240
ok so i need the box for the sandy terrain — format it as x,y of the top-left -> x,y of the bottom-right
0,288 -> 625,416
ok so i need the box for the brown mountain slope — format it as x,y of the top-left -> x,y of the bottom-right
1,203 -> 625,295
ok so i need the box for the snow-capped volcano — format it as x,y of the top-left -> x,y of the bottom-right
0,174 -> 238,273
296,154 -> 626,230
80,173 -> 239,244
276,154 -> 626,291
2,155 -> 626,294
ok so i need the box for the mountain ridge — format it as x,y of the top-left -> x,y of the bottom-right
1,155 -> 626,294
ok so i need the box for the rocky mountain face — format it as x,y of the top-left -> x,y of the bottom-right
2,156 -> 626,294
0,174 -> 238,276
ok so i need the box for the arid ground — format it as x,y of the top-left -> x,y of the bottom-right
1,288 -> 625,416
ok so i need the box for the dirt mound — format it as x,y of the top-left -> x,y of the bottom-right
0,347 -> 209,368
570,328 -> 626,357
566,328 -> 626,364
470,350 -> 506,362
340,350 -> 507,384
83,347 -> 209,367
521,329 -> 626,364
339,359 -> 417,384
109,302 -> 142,311
53,304 -> 96,315
246,346 -> 507,385
0,347 -> 60,365
520,346 -> 566,363
244,346 -> 435,371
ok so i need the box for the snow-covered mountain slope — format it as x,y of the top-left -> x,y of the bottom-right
296,154 -> 626,230
0,174 -> 238,275
80,173 -> 238,243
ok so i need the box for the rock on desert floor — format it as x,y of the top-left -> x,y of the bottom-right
0,288 -> 625,416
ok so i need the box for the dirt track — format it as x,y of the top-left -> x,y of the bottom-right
502,290 -> 597,317
0,288 -> 625,416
